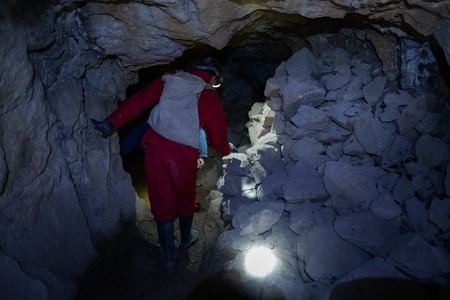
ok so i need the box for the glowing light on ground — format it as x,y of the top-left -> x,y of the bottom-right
244,247 -> 277,277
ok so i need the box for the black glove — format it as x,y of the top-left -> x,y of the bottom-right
90,118 -> 115,138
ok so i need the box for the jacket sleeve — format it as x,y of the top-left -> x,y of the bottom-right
199,89 -> 231,156
107,76 -> 165,128
199,128 -> 208,158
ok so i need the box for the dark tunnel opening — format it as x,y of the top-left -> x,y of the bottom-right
116,16 -> 344,194
116,29 -> 294,201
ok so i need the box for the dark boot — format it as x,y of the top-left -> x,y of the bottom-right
178,215 -> 199,250
156,221 -> 177,270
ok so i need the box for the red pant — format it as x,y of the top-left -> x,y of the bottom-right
144,145 -> 198,221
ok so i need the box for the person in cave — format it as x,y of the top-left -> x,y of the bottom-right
91,57 -> 232,271
120,122 -> 208,211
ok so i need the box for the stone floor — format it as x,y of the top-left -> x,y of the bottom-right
77,150 -> 226,300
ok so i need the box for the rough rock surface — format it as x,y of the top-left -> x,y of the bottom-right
212,32 -> 450,299
1,0 -> 450,299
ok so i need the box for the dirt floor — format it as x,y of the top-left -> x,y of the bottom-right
77,150 -> 227,300
133,186 -> 226,300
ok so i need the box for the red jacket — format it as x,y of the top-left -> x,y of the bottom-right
107,69 -> 231,156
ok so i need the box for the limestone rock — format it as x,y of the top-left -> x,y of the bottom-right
256,170 -> 288,203
220,195 -> 251,222
323,161 -> 378,215
343,134 -> 366,156
370,190 -> 403,220
246,145 -> 285,173
362,76 -> 386,104
288,137 -> 326,162
223,153 -> 252,176
321,102 -> 359,130
267,214 -> 298,256
283,176 -> 329,204
319,64 -> 352,91
289,207 -> 316,237
296,225 -> 371,284
405,197 -> 438,240
334,211 -> 401,255
281,79 -> 327,118
415,134 -> 450,168
395,95 -> 428,136
393,175 -> 416,204
218,174 -> 256,197
354,110 -> 396,157
429,198 -> 450,232
366,30 -> 399,81
292,104 -> 329,129
381,134 -> 415,168
386,233 -> 450,279
248,161 -> 266,185
289,201 -> 327,236
285,47 -> 317,80
232,200 -> 285,235
315,122 -> 351,144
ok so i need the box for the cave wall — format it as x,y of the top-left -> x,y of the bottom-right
0,0 -> 449,299
0,1 -> 137,298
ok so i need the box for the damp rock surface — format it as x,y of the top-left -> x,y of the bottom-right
212,29 -> 450,299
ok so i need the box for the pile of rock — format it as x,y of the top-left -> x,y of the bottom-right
211,30 -> 450,299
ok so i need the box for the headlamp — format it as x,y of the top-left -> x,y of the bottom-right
196,60 -> 224,88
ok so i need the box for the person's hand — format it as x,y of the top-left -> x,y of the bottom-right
229,142 -> 238,153
90,118 -> 115,138
197,158 -> 205,169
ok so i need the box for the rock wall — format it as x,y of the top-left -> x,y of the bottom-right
0,2 -> 137,299
212,29 -> 450,299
